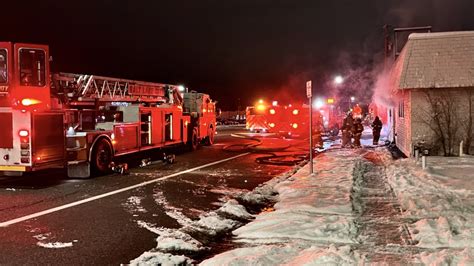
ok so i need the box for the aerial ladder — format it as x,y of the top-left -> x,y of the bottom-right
0,42 -> 216,178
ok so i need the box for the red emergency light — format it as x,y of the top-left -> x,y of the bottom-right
21,98 -> 42,106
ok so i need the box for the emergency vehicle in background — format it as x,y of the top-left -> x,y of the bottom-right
246,98 -> 343,137
0,43 -> 216,178
246,100 -> 321,137
245,100 -> 268,133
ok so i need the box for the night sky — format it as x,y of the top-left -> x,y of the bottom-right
3,1 -> 473,109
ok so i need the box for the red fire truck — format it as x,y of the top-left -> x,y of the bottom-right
245,100 -> 269,132
0,43 -> 216,178
246,101 -> 319,138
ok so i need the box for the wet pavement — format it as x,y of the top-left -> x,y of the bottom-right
0,126 -> 293,265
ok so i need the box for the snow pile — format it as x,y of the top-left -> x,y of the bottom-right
130,251 -> 193,266
202,149 -> 364,265
216,199 -> 253,221
186,212 -> 239,237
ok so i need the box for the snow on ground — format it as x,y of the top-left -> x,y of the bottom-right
201,148 -> 365,265
131,183 -> 270,264
36,241 -> 74,249
202,144 -> 474,265
385,154 -> 474,258
131,127 -> 474,264
123,196 -> 147,214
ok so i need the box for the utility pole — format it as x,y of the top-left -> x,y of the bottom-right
306,80 -> 313,175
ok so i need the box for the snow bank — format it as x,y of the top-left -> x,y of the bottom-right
130,251 -> 193,266
202,149 -> 363,265
200,244 -> 363,266
375,149 -> 474,264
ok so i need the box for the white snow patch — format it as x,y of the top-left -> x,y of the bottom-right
123,196 -> 147,213
33,233 -> 50,241
189,212 -> 239,236
216,199 -> 253,220
37,242 -> 73,249
130,251 -> 193,266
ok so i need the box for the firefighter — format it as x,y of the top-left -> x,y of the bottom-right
353,104 -> 363,119
352,118 -> 364,148
341,113 -> 353,147
371,116 -> 383,145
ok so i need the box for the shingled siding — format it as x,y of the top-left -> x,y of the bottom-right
410,88 -> 474,155
393,90 -> 411,156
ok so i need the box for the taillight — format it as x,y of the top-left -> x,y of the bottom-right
269,109 -> 276,115
292,123 -> 298,129
19,130 -> 29,137
292,109 -> 299,115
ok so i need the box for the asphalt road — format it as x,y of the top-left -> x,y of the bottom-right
0,126 -> 292,265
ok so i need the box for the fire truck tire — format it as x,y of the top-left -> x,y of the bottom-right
91,139 -> 113,175
204,126 -> 215,146
189,128 -> 199,151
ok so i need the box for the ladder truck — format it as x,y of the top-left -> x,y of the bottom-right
0,42 -> 216,178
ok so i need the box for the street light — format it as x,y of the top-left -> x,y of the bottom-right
334,75 -> 344,85
314,98 -> 324,109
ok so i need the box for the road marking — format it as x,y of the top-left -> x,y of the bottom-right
0,153 -> 250,228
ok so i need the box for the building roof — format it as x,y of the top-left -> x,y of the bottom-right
396,31 -> 474,89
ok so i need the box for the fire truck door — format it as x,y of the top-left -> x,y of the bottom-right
32,113 -> 65,166
13,43 -> 51,110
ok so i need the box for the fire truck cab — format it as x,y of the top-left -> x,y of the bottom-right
0,43 -> 216,178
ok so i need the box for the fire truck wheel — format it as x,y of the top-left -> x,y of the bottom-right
189,128 -> 199,151
204,127 -> 215,146
91,139 -> 113,175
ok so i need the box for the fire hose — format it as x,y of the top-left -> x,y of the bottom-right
223,133 -> 317,166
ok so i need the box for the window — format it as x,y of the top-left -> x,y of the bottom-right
398,99 -> 405,118
19,48 -> 46,87
0,49 -> 7,84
